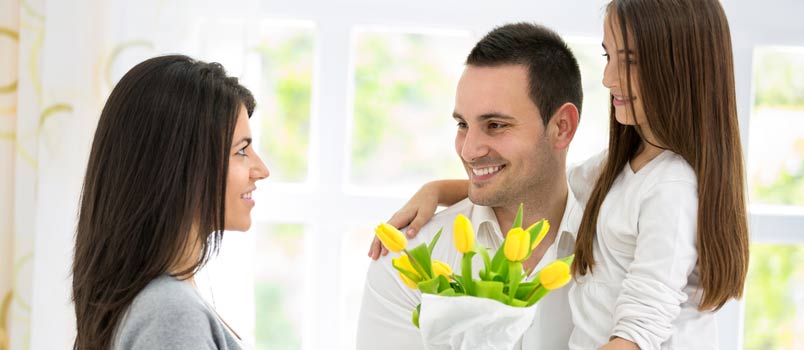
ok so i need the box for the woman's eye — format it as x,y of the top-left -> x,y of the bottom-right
236,148 -> 247,156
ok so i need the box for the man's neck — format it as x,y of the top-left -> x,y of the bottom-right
493,179 -> 569,274
493,184 -> 568,234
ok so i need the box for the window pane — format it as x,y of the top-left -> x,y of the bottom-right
255,23 -> 315,183
350,28 -> 471,189
744,244 -> 804,350
254,223 -> 306,350
748,47 -> 804,207
566,39 -> 610,166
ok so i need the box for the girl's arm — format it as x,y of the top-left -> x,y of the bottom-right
367,179 -> 468,259
599,337 -> 640,350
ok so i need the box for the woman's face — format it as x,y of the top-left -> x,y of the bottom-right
602,14 -> 647,127
225,106 -> 269,231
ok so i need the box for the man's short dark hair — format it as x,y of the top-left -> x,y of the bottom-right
467,22 -> 583,125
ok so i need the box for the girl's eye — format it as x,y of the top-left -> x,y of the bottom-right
236,148 -> 247,156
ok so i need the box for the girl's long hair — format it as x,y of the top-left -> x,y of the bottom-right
572,0 -> 749,311
72,55 -> 256,349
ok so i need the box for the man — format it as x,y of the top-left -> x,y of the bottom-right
357,22 -> 583,349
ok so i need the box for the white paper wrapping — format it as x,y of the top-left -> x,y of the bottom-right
418,294 -> 538,350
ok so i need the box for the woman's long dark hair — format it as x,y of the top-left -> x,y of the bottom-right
572,0 -> 749,311
72,55 -> 256,349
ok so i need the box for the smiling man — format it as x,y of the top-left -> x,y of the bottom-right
356,22 -> 583,349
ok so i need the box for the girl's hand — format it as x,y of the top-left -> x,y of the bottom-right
599,337 -> 640,350
367,180 -> 468,260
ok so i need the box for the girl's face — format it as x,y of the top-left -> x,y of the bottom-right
602,14 -> 647,127
225,106 -> 269,231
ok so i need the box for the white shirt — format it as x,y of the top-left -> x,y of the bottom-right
356,191 -> 582,350
567,150 -> 717,350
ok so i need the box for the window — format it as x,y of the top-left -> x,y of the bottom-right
744,46 -> 804,350
348,28 -> 471,192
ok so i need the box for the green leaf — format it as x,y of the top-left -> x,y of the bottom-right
490,244 -> 507,277
406,243 -> 434,278
525,285 -> 549,306
428,227 -> 444,254
438,288 -> 457,296
514,281 -> 541,300
412,304 -> 421,328
417,276 -> 442,294
476,244 -> 492,280
512,203 -> 524,229
474,280 -> 506,303
510,298 -> 529,307
527,220 -> 545,248
391,262 -> 422,284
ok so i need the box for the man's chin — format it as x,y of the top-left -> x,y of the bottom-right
468,190 -> 497,207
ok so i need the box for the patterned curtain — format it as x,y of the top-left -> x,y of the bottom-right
0,0 -> 238,348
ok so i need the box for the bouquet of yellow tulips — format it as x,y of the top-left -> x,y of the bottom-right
374,204 -> 573,333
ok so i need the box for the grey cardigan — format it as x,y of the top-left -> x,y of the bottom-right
113,275 -> 242,349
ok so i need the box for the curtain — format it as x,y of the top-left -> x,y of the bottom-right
0,0 -> 249,348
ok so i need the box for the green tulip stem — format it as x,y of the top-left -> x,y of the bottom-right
461,253 -> 475,295
507,261 -> 523,303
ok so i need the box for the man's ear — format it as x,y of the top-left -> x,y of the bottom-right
550,102 -> 580,150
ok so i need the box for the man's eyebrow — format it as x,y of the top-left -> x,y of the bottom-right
478,113 -> 516,121
453,112 -> 516,121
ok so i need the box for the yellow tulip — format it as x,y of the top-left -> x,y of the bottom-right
375,222 -> 407,253
432,260 -> 454,280
393,254 -> 422,289
539,260 -> 571,290
504,227 -> 530,262
526,220 -> 551,251
453,214 -> 475,253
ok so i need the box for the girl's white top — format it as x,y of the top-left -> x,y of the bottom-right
567,150 -> 717,350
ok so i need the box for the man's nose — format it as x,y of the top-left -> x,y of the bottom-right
459,127 -> 489,162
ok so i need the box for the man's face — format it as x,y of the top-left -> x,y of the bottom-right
453,64 -> 556,208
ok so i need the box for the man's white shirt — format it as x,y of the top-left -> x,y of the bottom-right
356,190 -> 582,350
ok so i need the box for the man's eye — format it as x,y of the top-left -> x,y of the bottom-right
489,122 -> 506,129
456,121 -> 467,128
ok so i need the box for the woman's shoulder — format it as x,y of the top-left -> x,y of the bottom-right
115,275 -> 225,348
132,275 -> 206,311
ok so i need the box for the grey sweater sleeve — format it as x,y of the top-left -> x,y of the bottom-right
114,275 -> 240,350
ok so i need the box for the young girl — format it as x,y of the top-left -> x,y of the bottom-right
72,55 -> 269,349
369,0 -> 749,348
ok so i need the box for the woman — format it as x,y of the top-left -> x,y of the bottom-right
72,55 -> 269,349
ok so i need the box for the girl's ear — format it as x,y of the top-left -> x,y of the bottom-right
550,102 -> 580,150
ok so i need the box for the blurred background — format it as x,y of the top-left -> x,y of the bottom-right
1,0 -> 803,349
